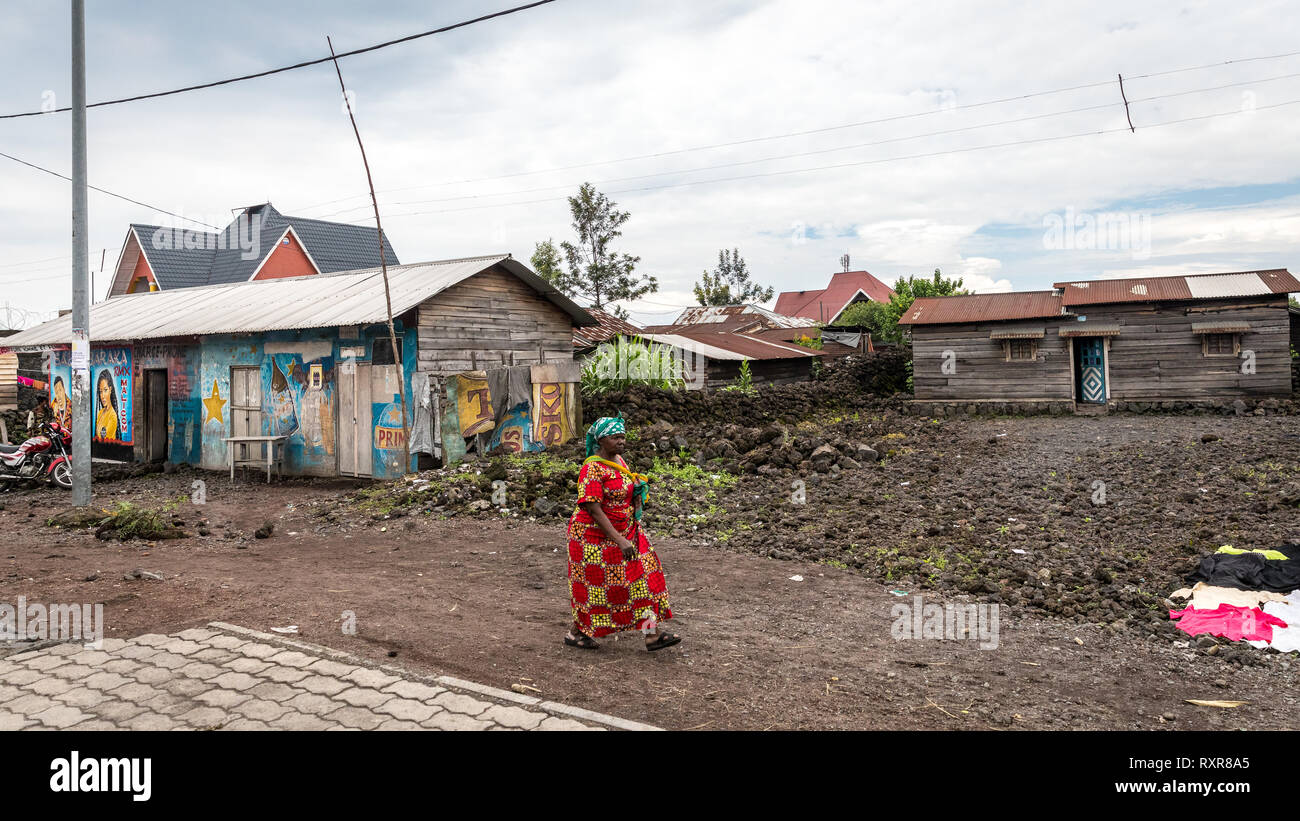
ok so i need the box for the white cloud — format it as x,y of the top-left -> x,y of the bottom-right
0,0 -> 1297,326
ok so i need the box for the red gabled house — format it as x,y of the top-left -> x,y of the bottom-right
108,202 -> 399,296
775,269 -> 895,325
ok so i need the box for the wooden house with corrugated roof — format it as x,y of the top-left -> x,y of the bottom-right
899,269 -> 1298,408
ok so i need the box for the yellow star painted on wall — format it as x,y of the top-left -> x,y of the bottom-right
202,380 -> 227,425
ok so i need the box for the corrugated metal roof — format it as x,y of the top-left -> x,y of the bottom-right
573,308 -> 643,347
672,304 -> 808,329
1190,320 -> 1251,333
899,291 -> 1063,325
1056,269 -> 1298,305
990,326 -> 1045,339
643,329 -> 818,361
1058,324 -> 1121,337
3,255 -> 593,349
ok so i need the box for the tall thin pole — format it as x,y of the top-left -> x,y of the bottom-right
70,0 -> 92,505
327,36 -> 409,471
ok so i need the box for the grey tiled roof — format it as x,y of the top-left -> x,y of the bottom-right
131,204 -> 399,290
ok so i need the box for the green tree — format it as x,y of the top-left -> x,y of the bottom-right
693,248 -> 774,306
530,238 -> 570,291
558,183 -> 657,319
839,268 -> 965,343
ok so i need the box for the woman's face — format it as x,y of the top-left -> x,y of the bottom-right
98,379 -> 112,405
54,383 -> 67,406
599,433 -> 626,455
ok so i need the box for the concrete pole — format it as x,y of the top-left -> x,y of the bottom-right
70,0 -> 92,505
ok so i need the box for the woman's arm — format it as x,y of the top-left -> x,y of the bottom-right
580,501 -> 636,560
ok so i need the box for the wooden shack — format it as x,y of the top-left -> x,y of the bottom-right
900,269 -> 1298,408
1,255 -> 594,477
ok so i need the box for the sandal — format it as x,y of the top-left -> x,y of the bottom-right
564,631 -> 600,650
645,631 -> 681,652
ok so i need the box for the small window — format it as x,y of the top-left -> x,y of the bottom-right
1006,339 -> 1037,361
1202,333 -> 1238,357
372,337 -> 403,365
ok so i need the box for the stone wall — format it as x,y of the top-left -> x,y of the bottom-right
582,347 -> 910,427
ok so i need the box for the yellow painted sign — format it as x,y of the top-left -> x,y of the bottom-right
455,372 -> 495,436
531,381 -> 572,446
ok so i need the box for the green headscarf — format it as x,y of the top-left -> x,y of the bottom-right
585,416 -> 626,457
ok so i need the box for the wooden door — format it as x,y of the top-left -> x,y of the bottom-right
230,366 -> 262,463
1074,338 -> 1107,404
145,369 -> 167,462
338,361 -> 372,477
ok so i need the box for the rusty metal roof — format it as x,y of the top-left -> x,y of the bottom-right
671,304 -> 808,329
1056,269 -> 1298,305
1058,324 -> 1122,337
573,307 -> 643,347
989,326 -> 1046,339
899,291 -> 1063,325
1190,320 -> 1251,334
642,328 -> 818,361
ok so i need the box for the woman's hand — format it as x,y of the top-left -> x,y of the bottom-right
618,537 -> 637,561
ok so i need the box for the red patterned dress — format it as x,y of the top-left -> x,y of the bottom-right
567,457 -> 673,638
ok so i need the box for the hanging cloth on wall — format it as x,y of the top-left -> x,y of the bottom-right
440,379 -> 466,467
506,364 -> 532,410
408,371 -> 435,455
485,367 -> 511,425
454,371 -> 495,436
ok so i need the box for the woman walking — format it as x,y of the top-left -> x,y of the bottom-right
564,417 -> 680,652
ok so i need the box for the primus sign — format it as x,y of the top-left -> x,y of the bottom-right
0,597 -> 104,648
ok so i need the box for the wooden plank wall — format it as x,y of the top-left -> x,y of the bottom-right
0,353 -> 16,409
704,358 -> 812,390
911,320 -> 1073,400
416,265 -> 576,375
1101,298 -> 1290,399
911,296 -> 1292,402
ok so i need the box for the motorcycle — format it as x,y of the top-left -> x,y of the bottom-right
0,420 -> 73,489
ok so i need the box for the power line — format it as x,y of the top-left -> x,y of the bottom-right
289,49 -> 1300,214
343,96 -> 1300,221
311,69 -> 1300,219
0,1 -> 560,121
0,149 -> 220,228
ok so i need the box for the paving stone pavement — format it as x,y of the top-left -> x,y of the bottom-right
0,622 -> 660,732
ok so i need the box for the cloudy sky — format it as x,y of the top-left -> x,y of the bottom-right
1,0 -> 1297,327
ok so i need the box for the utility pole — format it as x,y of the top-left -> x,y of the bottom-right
70,0 -> 91,506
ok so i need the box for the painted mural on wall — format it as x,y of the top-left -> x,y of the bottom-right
92,347 -> 132,445
48,355 -> 71,430
454,372 -> 495,436
49,347 -> 134,445
531,381 -> 573,446
266,353 -> 336,473
487,402 -> 542,454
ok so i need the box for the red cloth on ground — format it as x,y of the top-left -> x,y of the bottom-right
1169,604 -> 1287,642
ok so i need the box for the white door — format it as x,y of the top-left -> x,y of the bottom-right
230,366 -> 262,464
338,361 -> 372,477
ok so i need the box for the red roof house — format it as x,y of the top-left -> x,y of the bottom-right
774,270 -> 895,324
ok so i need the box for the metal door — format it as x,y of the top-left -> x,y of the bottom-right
1074,338 -> 1107,404
146,369 -> 167,462
338,361 -> 372,477
230,366 -> 262,463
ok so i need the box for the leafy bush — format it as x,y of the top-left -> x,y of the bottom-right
720,360 -> 755,394
581,335 -> 684,393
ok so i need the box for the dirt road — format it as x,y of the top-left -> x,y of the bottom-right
3,413 -> 1298,730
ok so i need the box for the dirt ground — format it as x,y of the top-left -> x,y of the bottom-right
3,412 -> 1299,730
